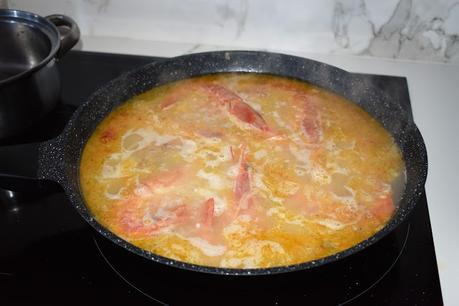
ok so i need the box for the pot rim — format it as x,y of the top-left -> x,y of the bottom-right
0,9 -> 61,86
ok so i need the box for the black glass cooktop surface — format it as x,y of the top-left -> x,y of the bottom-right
0,51 -> 442,305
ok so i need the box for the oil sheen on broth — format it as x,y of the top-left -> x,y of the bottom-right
80,73 -> 405,269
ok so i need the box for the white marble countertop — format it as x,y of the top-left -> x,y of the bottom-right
79,36 -> 459,305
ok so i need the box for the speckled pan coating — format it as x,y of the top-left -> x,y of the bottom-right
37,51 -> 428,276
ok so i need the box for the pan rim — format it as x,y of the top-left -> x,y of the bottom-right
41,50 -> 428,276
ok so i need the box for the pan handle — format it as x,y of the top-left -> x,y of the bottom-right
0,142 -> 44,191
0,137 -> 64,191
37,135 -> 66,184
0,142 -> 40,180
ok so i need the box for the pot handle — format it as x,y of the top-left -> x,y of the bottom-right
46,14 -> 81,58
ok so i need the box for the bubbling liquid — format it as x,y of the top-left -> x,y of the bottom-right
80,73 -> 405,268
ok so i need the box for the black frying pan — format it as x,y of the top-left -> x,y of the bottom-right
0,51 -> 428,275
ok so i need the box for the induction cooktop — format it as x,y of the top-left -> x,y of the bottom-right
0,51 -> 443,305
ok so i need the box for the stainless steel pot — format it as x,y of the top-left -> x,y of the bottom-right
0,9 -> 80,138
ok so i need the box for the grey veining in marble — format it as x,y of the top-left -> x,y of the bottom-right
333,0 -> 459,62
216,0 -> 248,38
8,0 -> 459,63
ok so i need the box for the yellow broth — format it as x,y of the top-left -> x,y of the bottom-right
80,73 -> 405,268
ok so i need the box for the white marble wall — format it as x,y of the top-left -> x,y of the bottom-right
9,0 -> 459,63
